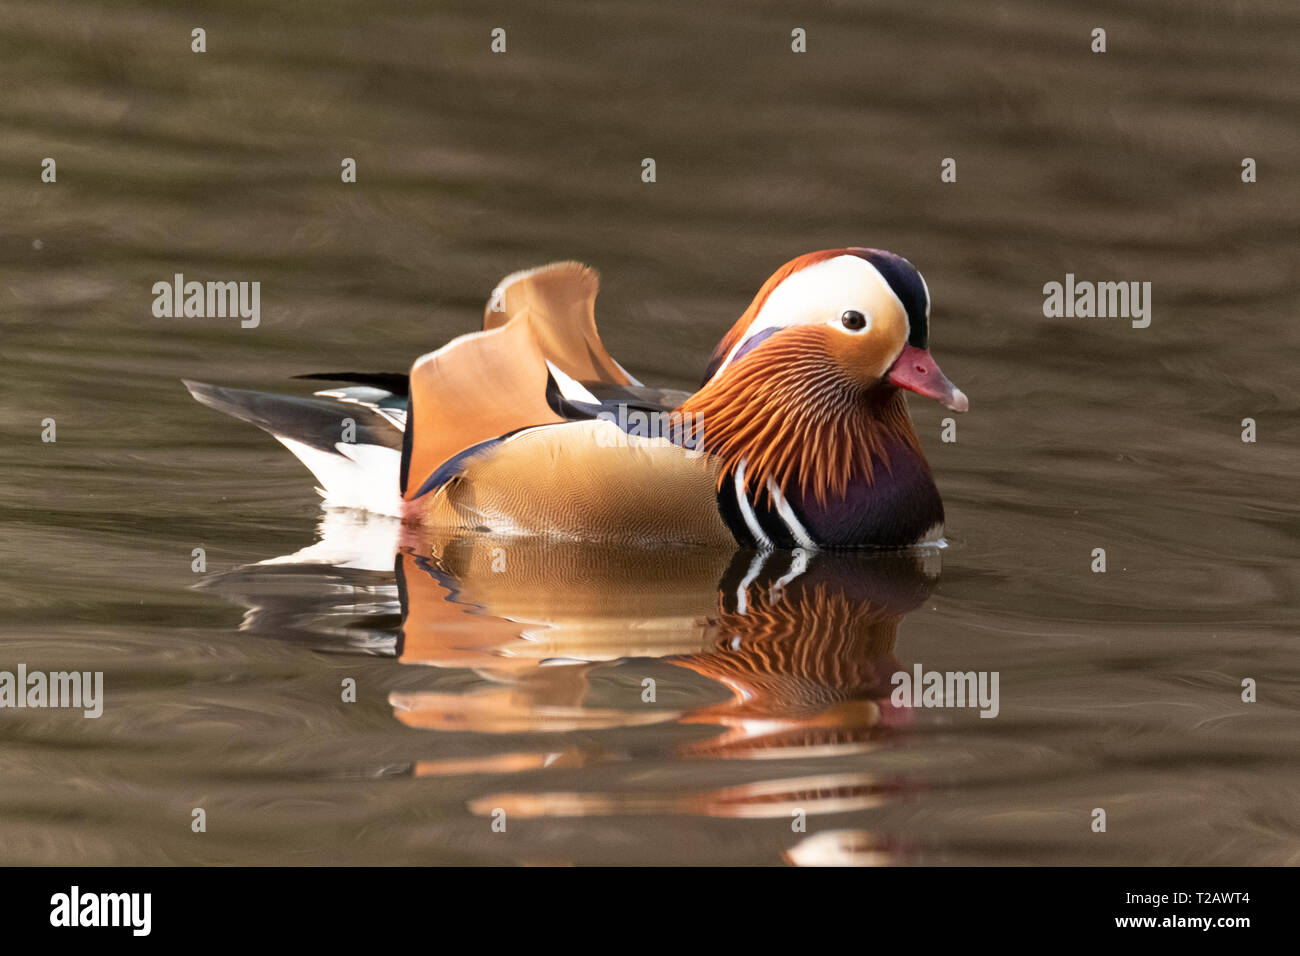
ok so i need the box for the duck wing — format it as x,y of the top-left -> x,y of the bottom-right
403,260 -> 658,499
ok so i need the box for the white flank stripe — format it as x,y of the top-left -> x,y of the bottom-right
766,478 -> 817,550
734,459 -> 772,550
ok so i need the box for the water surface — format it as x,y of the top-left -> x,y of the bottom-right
1,0 -> 1297,865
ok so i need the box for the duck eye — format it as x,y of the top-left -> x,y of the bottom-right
840,310 -> 867,331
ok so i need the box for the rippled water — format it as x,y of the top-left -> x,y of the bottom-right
1,0 -> 1297,864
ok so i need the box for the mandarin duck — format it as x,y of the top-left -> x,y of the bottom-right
185,248 -> 967,550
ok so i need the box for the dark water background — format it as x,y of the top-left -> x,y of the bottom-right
1,0 -> 1297,864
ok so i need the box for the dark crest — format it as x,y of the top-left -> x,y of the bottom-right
852,249 -> 930,349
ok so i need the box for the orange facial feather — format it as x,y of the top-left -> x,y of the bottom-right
678,329 -> 924,507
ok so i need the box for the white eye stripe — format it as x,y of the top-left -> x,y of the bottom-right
710,255 -> 904,379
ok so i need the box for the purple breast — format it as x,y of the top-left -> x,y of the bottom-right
791,440 -> 944,549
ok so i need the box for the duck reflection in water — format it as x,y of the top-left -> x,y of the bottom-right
199,512 -> 942,864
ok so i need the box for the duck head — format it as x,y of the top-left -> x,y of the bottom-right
701,248 -> 967,411
680,248 -> 967,521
